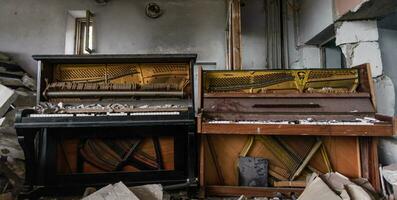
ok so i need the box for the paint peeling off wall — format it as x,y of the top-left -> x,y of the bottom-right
335,20 -> 378,45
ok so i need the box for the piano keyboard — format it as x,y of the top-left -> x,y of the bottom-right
29,112 -> 180,118
208,118 -> 379,126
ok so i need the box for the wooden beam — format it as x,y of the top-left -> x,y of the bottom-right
205,185 -> 303,197
228,0 -> 241,70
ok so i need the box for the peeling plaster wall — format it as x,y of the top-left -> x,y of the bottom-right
335,19 -> 395,119
336,20 -> 383,77
0,0 -> 227,76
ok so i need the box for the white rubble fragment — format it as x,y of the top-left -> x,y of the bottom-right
0,117 -> 4,126
383,164 -> 397,185
83,182 -> 139,200
336,20 -> 378,46
0,84 -> 17,117
21,74 -> 36,91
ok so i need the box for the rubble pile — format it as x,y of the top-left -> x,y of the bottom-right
0,52 -> 36,199
298,172 -> 381,200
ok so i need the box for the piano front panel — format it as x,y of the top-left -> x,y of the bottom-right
203,135 -> 361,186
203,96 -> 375,121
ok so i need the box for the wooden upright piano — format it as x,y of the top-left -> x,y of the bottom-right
197,64 -> 396,197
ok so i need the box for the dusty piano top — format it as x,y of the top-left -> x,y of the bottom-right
197,64 -> 396,136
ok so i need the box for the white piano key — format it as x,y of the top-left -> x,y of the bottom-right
130,112 -> 180,116
30,114 -> 74,118
107,112 -> 128,116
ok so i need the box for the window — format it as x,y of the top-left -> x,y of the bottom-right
74,11 -> 94,54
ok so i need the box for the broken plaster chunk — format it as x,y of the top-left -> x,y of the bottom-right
0,118 -> 4,126
335,20 -> 379,46
0,84 -> 17,118
82,182 -> 139,200
298,176 -> 341,200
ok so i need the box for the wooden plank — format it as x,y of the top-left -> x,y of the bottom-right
274,181 -> 306,188
366,64 -> 377,111
360,137 -> 381,192
360,137 -> 370,180
231,0 -> 241,70
197,114 -> 202,133
200,123 -> 394,136
207,135 -> 225,184
204,92 -> 371,98
323,137 -> 361,178
205,185 -> 303,197
370,138 -> 381,192
199,135 -> 206,187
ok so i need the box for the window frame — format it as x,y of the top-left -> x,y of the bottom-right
74,11 -> 94,55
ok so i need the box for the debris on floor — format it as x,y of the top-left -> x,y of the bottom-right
82,182 -> 163,200
0,52 -> 35,200
82,182 -> 140,200
298,172 -> 381,200
129,184 -> 163,200
380,163 -> 397,199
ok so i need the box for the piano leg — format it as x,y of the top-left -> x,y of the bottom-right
187,130 -> 198,197
360,137 -> 381,192
16,128 -> 39,199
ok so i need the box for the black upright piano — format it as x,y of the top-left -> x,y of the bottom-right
15,54 -> 197,199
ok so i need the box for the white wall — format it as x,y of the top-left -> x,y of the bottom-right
241,0 -> 267,69
0,0 -> 227,77
379,28 -> 397,113
299,0 -> 334,44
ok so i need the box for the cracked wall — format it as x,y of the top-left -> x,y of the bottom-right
335,20 -> 395,117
